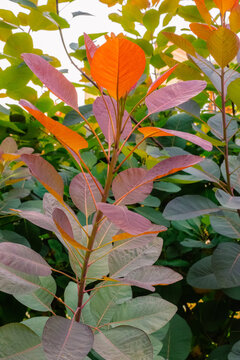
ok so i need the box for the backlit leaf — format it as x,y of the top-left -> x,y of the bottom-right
139,127 -> 212,151
70,173 -> 103,216
207,27 -> 239,68
20,100 -> 88,155
162,32 -> 196,56
145,80 -> 206,114
9,0 -> 37,8
93,95 -> 132,144
213,0 -> 236,14
190,23 -> 216,41
147,65 -> 178,95
22,53 -> 79,111
93,326 -> 153,360
42,316 -> 94,360
91,37 -> 146,98
230,4 -> 240,32
84,33 -> 98,64
194,0 -> 211,24
97,203 -> 152,235
0,242 -> 51,276
21,154 -> 64,203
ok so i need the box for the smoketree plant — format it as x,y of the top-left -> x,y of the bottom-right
0,33 -> 212,359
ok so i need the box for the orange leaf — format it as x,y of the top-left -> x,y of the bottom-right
162,32 -> 196,56
194,0 -> 212,24
213,0 -> 236,14
2,154 -> 20,162
91,37 -> 146,99
190,23 -> 217,41
230,4 -> 240,33
20,100 -> 88,157
207,27 -> 239,67
147,65 -> 178,95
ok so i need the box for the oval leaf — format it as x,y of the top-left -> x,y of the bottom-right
187,256 -> 220,289
21,154 -> 64,203
213,0 -> 236,14
42,316 -> 94,360
0,242 -> 51,276
70,173 -> 103,216
145,80 -> 206,114
91,37 -> 146,99
190,23 -> 216,41
84,33 -> 98,64
93,95 -> 132,144
147,65 -> 178,95
21,53 -> 79,111
194,0 -> 212,24
162,32 -> 196,56
97,203 -> 152,235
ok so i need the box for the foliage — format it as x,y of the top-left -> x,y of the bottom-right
0,0 -> 240,359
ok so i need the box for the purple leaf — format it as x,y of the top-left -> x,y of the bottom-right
0,137 -> 18,153
42,316 -> 94,360
84,33 -> 97,64
69,173 -> 103,216
21,53 -> 79,112
0,242 -> 51,276
145,80 -> 206,114
93,95 -> 132,144
112,168 -> 153,205
115,265 -> 183,291
21,154 -> 64,203
97,203 -> 152,235
14,210 -> 56,232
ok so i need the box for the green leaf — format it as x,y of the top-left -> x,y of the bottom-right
0,65 -> 33,91
229,340 -> 240,360
187,256 -> 220,289
0,230 -> 30,247
9,0 -> 37,8
143,9 -> 160,32
163,195 -> 220,220
110,295 -> 177,334
228,78 -> 240,108
140,195 -> 161,207
160,314 -> 192,360
212,242 -> 240,288
14,275 -> 56,311
210,211 -> 240,238
208,345 -> 232,360
154,181 -> 181,193
22,316 -> 49,337
177,5 -> 203,22
134,206 -> 170,227
0,323 -> 45,359
4,33 -> 33,63
43,12 -> 70,29
221,156 -> 240,194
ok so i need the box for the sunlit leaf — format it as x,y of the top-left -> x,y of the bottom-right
91,37 -> 146,98
139,127 -> 212,151
194,0 -> 211,24
21,154 -> 64,203
20,100 -> 88,155
0,242 -> 51,276
93,95 -> 132,144
207,27 -> 239,68
42,316 -> 94,360
84,33 -> 98,64
190,23 -> 216,41
162,32 -> 196,56
230,4 -> 240,32
147,65 -> 178,95
213,0 -> 236,14
145,80 -> 206,114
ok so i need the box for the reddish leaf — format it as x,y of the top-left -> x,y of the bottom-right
230,4 -> 240,33
91,37 -> 146,99
0,242 -> 51,276
112,226 -> 167,244
93,95 -> 132,144
21,53 -> 79,112
147,65 -> 178,95
14,209 -> 56,232
42,316 -> 94,360
138,127 -> 212,151
97,203 -> 152,235
115,265 -> 183,291
21,154 -> 64,203
145,80 -> 206,114
0,137 -> 18,153
69,173 -> 103,216
190,23 -> 217,41
194,0 -> 212,24
52,208 -> 89,251
112,168 -> 153,205
20,100 -> 88,156
84,33 -> 98,64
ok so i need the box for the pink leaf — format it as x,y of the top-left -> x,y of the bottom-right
145,80 -> 206,114
112,168 -> 153,205
13,209 -> 56,232
139,127 -> 212,151
93,95 -> 132,144
147,64 -> 178,95
97,203 -> 152,235
69,173 -> 103,216
84,33 -> 98,64
21,53 -> 79,112
21,154 -> 64,203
